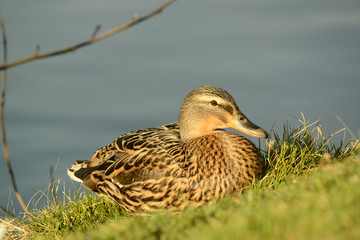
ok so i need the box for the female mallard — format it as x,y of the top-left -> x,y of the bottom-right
68,86 -> 268,213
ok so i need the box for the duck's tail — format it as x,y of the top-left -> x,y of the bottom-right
67,160 -> 90,182
67,160 -> 114,191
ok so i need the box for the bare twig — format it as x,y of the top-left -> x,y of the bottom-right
0,10 -> 30,215
0,0 -> 176,71
91,25 -> 102,39
35,44 -> 40,56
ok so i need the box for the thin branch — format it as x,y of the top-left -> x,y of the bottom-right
0,0 -> 176,71
0,10 -> 30,215
91,25 -> 102,39
35,44 -> 40,56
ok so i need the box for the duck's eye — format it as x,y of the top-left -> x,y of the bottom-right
210,100 -> 218,106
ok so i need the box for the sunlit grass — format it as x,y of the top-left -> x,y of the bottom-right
2,184 -> 127,239
1,117 -> 359,239
258,115 -> 358,190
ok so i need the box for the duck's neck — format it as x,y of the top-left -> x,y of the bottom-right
178,115 -> 225,142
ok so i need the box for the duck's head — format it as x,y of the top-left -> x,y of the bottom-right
178,86 -> 268,142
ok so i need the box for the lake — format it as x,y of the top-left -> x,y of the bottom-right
0,0 -> 359,214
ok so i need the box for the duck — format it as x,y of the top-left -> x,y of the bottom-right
67,86 -> 268,213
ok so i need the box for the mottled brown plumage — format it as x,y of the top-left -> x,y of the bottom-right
68,86 -> 268,213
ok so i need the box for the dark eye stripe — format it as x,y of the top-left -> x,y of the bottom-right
218,104 -> 234,115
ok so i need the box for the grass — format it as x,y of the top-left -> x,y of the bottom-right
1,117 -> 359,239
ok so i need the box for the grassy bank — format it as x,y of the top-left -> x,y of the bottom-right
2,118 -> 359,239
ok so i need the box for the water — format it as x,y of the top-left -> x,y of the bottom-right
0,0 -> 359,214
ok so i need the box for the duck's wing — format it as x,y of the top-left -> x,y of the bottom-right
67,123 -> 182,189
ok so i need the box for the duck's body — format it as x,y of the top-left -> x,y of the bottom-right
68,86 -> 267,213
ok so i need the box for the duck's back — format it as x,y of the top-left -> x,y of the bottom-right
67,123 -> 182,189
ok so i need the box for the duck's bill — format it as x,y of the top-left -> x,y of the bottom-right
225,116 -> 268,138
